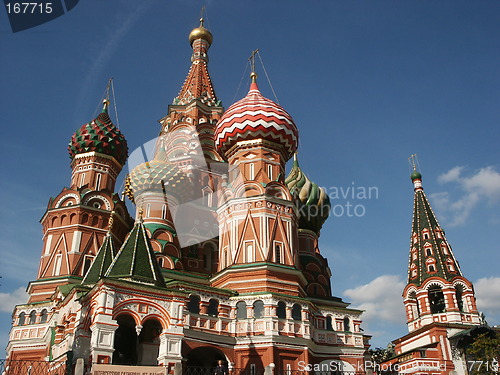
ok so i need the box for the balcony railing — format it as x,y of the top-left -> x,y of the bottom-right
0,359 -> 68,375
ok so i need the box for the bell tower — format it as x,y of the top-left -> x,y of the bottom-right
402,164 -> 481,332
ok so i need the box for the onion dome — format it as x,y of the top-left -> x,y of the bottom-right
68,100 -> 128,165
124,159 -> 191,203
214,75 -> 299,161
410,170 -> 422,181
189,18 -> 213,46
285,155 -> 331,233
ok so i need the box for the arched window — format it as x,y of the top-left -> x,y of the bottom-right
187,295 -> 200,314
291,304 -> 301,321
207,299 -> 219,317
29,310 -> 37,325
18,312 -> 26,326
409,291 -> 420,318
253,300 -> 264,319
343,316 -> 350,331
236,301 -> 247,320
83,255 -> 94,276
326,316 -> 333,331
276,301 -> 286,319
455,285 -> 465,312
429,285 -> 446,314
40,309 -> 48,323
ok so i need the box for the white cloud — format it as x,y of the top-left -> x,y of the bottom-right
0,287 -> 28,313
438,166 -> 463,184
434,166 -> 500,226
474,276 -> 500,325
343,275 -> 406,324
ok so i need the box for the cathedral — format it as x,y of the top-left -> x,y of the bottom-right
5,19 -> 371,374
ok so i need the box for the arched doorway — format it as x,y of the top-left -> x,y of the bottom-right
186,346 -> 226,368
113,314 -> 138,365
138,318 -> 162,365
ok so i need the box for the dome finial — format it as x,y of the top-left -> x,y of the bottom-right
102,99 -> 110,113
249,49 -> 259,84
188,12 -> 213,46
409,154 -> 423,190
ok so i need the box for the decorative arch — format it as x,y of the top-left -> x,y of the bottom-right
54,193 -> 80,208
234,182 -> 264,198
265,182 -> 292,200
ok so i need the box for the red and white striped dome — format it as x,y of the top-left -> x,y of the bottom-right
214,81 -> 298,160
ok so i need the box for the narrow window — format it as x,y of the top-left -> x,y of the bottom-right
343,316 -> 350,331
187,295 -> 200,314
29,310 -> 37,325
326,316 -> 333,331
161,204 -> 167,220
236,301 -> 247,319
80,173 -> 86,187
83,256 -> 93,276
428,264 -> 435,273
291,304 -> 301,321
40,309 -> 48,323
95,173 -> 102,190
18,312 -> 26,326
146,203 -> 151,218
249,163 -> 255,180
275,243 -> 282,263
158,258 -> 164,268
245,241 -> 254,263
53,254 -> 62,276
207,299 -> 219,317
429,285 -> 446,314
455,286 -> 464,312
250,364 -> 256,375
276,301 -> 286,319
267,164 -> 273,180
253,300 -> 264,319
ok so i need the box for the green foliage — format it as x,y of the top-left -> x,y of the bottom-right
467,332 -> 500,375
370,343 -> 396,364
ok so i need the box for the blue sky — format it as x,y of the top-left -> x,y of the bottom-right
1,0 -> 499,353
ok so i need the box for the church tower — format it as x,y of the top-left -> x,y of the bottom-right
28,98 -> 131,303
387,164 -> 484,375
403,168 -> 481,332
124,18 -> 225,276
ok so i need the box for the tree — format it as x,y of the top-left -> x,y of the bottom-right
467,332 -> 500,375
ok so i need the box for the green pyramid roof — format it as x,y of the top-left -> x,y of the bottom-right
82,234 -> 116,285
105,220 -> 166,288
409,172 -> 462,286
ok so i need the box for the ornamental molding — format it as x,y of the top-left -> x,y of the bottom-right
55,193 -> 80,208
82,194 -> 111,210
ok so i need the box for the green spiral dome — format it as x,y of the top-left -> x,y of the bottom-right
285,155 -> 331,233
